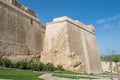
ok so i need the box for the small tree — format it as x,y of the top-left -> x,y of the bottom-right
112,54 -> 120,80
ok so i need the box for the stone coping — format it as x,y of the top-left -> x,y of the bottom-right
47,16 -> 95,35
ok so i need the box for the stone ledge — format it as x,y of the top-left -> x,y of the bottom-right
53,16 -> 74,23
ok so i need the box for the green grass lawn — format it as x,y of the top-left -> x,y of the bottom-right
58,71 -> 95,75
52,73 -> 98,79
58,71 -> 79,75
0,69 -> 43,80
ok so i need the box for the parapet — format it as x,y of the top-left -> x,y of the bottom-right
49,16 -> 95,34
53,16 -> 74,22
4,0 -> 38,18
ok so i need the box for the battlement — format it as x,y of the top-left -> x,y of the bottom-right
49,16 -> 95,34
4,0 -> 38,18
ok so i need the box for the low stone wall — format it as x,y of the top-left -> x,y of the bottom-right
101,62 -> 120,73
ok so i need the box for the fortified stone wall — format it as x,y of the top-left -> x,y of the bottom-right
41,16 -> 102,73
0,0 -> 45,62
0,0 -> 102,74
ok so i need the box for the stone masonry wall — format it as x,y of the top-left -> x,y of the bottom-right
0,0 -> 45,62
41,16 -> 102,73
84,28 -> 102,73
41,21 -> 70,68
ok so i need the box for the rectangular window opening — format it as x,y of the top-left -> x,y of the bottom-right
31,19 -> 33,25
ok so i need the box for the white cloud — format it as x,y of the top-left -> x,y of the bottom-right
102,24 -> 113,29
102,24 -> 110,29
97,13 -> 120,24
118,21 -> 120,27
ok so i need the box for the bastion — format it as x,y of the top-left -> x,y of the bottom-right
41,16 -> 102,73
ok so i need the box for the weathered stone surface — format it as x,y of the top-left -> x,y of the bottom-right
41,16 -> 102,73
0,0 -> 45,62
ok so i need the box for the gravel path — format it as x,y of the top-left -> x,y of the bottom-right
39,73 -> 74,80
39,73 -> 119,80
0,79 -> 13,80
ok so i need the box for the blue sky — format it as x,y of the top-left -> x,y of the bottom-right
17,0 -> 120,55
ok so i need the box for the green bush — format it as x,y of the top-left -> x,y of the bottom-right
0,58 -> 63,72
31,62 -> 38,71
27,61 -> 44,71
0,59 -> 2,65
42,63 -> 48,71
37,62 -> 44,71
0,58 -> 12,68
57,65 -> 64,71
46,62 -> 55,71
10,63 -> 16,68
15,61 -> 29,70
28,61 -> 38,71
27,60 -> 34,70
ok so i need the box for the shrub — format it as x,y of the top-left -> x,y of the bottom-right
15,61 -> 29,70
10,63 -> 16,68
27,60 -> 34,70
27,61 -> 44,71
42,63 -> 48,71
46,62 -> 55,71
0,58 -> 59,72
57,65 -> 64,71
0,59 -> 2,65
0,58 -> 12,68
28,61 -> 38,71
37,62 -> 44,71
31,62 -> 38,71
